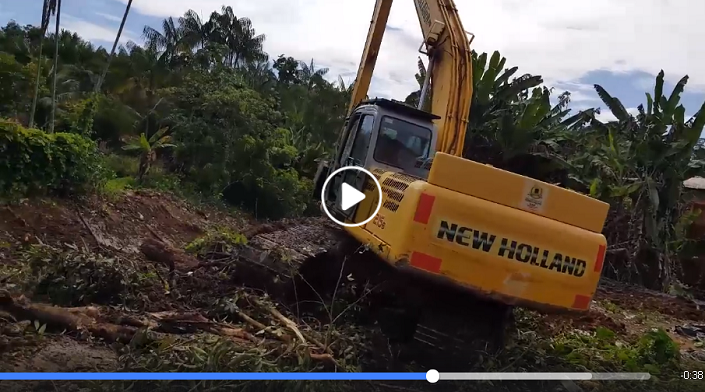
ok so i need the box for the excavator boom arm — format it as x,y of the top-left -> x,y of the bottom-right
345,0 -> 473,157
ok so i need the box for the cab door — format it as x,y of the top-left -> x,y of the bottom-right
329,110 -> 376,221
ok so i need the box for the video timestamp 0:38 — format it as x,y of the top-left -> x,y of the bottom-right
682,371 -> 704,380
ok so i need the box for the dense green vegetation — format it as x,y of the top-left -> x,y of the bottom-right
0,5 -> 348,219
1,4 -> 705,291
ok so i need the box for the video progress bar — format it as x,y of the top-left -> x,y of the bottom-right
426,370 -> 651,382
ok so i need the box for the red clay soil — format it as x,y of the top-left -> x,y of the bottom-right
0,190 -> 251,262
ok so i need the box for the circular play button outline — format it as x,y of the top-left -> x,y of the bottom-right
321,166 -> 383,228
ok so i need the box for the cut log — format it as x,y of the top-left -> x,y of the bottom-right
140,237 -> 200,272
0,292 -> 138,343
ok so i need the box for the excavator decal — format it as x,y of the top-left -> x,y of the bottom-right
436,220 -> 495,251
498,239 -> 587,277
437,220 -> 588,277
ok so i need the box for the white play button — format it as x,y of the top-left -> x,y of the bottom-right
320,166 -> 383,228
340,182 -> 366,211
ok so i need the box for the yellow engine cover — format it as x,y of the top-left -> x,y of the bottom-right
429,152 -> 609,233
349,163 -> 609,313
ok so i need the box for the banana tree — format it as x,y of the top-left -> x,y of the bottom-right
403,57 -> 431,110
572,71 -> 705,289
467,51 -> 543,129
462,51 -> 564,174
284,126 -> 327,178
461,51 -> 578,181
122,126 -> 177,181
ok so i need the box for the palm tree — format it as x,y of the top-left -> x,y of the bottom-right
29,0 -> 56,128
180,9 -> 212,51
142,17 -> 183,66
49,0 -> 62,132
212,6 -> 266,67
95,0 -> 132,93
232,16 -> 266,65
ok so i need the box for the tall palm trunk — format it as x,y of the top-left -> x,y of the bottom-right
49,0 -> 62,133
29,0 -> 54,129
28,40 -> 44,129
95,0 -> 133,93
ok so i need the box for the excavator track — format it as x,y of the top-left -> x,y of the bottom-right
239,217 -> 515,370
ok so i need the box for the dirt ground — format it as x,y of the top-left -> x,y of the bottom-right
0,190 -> 704,391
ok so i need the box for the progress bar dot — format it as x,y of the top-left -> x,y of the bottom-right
426,369 -> 439,383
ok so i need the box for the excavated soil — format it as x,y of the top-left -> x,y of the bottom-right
0,190 -> 704,389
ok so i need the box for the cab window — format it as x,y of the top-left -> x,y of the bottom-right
350,115 -> 374,162
373,116 -> 432,170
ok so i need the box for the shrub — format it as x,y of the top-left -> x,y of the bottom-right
141,164 -> 182,192
0,119 -> 110,198
103,153 -> 140,177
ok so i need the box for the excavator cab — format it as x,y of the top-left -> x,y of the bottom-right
317,98 -> 439,222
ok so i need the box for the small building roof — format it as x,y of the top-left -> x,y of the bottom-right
684,176 -> 705,190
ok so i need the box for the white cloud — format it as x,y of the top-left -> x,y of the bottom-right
95,12 -> 123,23
595,107 -> 640,123
554,82 -> 600,104
113,0 -> 705,100
48,14 -> 135,46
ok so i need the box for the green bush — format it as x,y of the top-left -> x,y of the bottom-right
141,165 -> 182,192
103,153 -> 140,177
0,119 -> 110,198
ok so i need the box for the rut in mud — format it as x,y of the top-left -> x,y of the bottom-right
1,191 -> 704,392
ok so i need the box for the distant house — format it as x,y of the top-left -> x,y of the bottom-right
684,177 -> 705,240
682,177 -> 705,288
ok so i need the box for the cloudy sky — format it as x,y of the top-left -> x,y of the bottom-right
2,0 -> 704,122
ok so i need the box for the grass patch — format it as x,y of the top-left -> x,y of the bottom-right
185,227 -> 248,256
101,176 -> 136,200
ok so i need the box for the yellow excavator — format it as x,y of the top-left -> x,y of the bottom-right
311,0 -> 610,361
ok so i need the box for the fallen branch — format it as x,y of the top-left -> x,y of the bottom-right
140,237 -> 200,272
149,310 -> 258,343
242,222 -> 289,239
269,307 -> 306,344
236,309 -> 288,342
0,292 -> 341,368
0,293 -> 256,345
